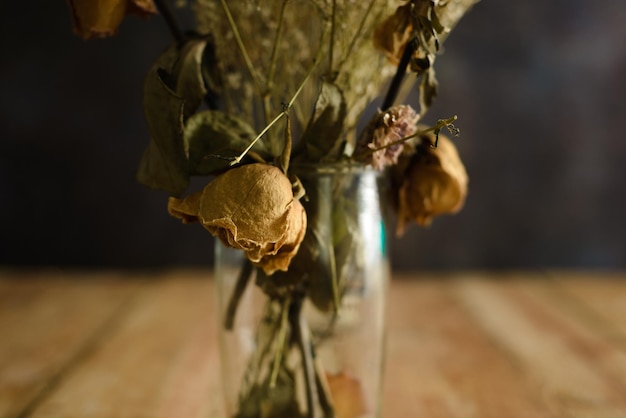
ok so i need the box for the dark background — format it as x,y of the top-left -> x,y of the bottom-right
1,1 -> 625,270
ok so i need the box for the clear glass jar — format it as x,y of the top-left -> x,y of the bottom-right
215,164 -> 390,418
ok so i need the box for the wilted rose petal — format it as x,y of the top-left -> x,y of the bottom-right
168,163 -> 307,274
326,371 -> 368,418
68,0 -> 156,39
394,134 -> 468,235
255,199 -> 307,274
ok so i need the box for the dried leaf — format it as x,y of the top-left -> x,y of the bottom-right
419,67 -> 439,115
295,82 -> 347,162
199,34 -> 222,110
68,0 -> 155,39
373,3 -> 413,66
168,164 -> 307,274
184,110 -> 270,176
137,40 -> 231,194
326,371 -> 368,418
136,63 -> 188,195
172,38 -> 210,119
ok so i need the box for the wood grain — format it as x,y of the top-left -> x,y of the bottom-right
27,271 -> 221,418
383,276 -> 548,418
0,270 -> 625,418
0,271 -> 141,418
548,270 -> 626,348
453,273 -> 626,418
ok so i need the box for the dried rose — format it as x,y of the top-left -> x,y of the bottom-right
67,0 -> 156,39
168,163 -> 307,275
394,133 -> 468,235
373,3 -> 413,65
355,105 -> 420,170
326,371 -> 368,418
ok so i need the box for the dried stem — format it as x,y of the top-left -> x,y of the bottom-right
381,39 -> 416,110
279,113 -> 293,174
269,295 -> 291,388
268,0 -> 289,90
314,358 -> 335,416
219,0 -> 262,94
289,296 -> 323,418
224,259 -> 254,330
154,0 -> 185,45
328,0 -> 337,77
230,58 -> 320,166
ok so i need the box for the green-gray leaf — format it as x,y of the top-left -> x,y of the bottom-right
136,65 -> 188,195
172,38 -> 209,119
295,82 -> 347,162
184,110 -> 271,175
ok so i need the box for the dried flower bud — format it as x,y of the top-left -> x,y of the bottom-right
394,134 -> 468,235
168,163 -> 307,275
67,0 -> 156,39
373,4 -> 413,65
355,105 -> 420,170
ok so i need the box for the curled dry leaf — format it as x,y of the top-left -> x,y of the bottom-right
137,38 -> 234,195
394,133 -> 468,235
68,0 -> 156,39
373,4 -> 413,66
168,163 -> 307,275
326,371 -> 368,418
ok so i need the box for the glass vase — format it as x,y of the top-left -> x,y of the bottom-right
215,164 -> 390,418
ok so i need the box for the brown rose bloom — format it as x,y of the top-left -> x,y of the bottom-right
393,133 -> 468,235
168,163 -> 307,275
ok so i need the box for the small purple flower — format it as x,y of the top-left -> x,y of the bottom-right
356,105 -> 420,170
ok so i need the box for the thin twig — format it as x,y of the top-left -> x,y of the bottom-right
268,0 -> 289,90
230,58 -> 320,166
269,295 -> 291,388
224,259 -> 254,330
261,0 -> 290,147
314,358 -> 335,417
219,0 -> 262,94
154,0 -> 186,45
328,0 -> 337,77
289,297 -> 323,418
279,113 -> 293,174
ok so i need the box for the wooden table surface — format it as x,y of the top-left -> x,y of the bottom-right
1,270 -> 625,418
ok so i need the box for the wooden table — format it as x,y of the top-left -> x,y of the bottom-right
1,270 -> 625,418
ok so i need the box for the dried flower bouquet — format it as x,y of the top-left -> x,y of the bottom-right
67,0 -> 477,416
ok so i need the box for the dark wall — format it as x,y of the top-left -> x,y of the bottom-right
1,1 -> 625,270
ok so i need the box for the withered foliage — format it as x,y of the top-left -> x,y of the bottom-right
68,1 -> 478,417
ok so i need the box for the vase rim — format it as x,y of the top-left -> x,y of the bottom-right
289,161 -> 379,175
